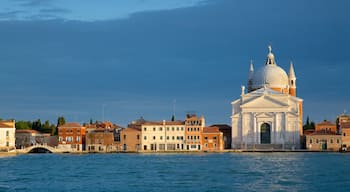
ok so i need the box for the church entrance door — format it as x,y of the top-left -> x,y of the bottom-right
260,123 -> 271,144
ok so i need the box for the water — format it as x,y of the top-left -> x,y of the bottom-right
0,153 -> 350,192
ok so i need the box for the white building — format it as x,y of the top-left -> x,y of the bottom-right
0,120 -> 16,152
141,120 -> 185,151
231,46 -> 303,149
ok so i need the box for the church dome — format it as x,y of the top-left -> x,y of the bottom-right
252,65 -> 289,89
250,46 -> 289,90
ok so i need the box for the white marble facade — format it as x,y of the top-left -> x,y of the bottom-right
231,88 -> 302,149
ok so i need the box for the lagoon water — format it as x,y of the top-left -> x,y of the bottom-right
1,153 -> 350,192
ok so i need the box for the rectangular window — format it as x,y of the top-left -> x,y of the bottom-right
172,136 -> 175,140
167,127 -> 169,131
176,127 -> 179,131
153,127 -> 156,131
144,136 -> 147,140
160,136 -> 163,140
144,127 -> 147,131
167,136 -> 169,140
77,136 -> 81,142
6,141 -> 9,147
181,127 -> 184,131
172,127 -> 175,131
213,137 -> 217,140
123,135 -> 126,140
153,136 -> 156,140
6,131 -> 9,136
137,135 -> 140,140
159,127 -> 163,131
59,137 -> 62,142
309,139 -> 312,144
205,137 -> 208,140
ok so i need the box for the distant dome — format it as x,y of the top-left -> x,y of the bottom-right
252,64 -> 289,90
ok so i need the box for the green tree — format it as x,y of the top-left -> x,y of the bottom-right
15,121 -> 32,130
32,119 -> 42,131
171,115 -> 175,121
90,118 -> 93,125
53,116 -> 66,136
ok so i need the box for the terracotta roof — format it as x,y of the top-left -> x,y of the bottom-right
316,120 -> 336,126
59,122 -> 83,128
142,121 -> 185,126
16,129 -> 40,134
210,124 -> 231,130
203,126 -> 221,133
310,130 -> 338,135
0,121 -> 15,128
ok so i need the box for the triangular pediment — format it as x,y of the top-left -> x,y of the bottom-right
255,112 -> 275,118
241,95 -> 289,108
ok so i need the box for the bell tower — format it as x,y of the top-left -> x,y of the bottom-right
289,61 -> 296,96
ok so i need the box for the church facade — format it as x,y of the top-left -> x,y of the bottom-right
231,46 -> 303,149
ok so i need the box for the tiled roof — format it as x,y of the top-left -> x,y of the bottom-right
59,122 -> 83,128
316,120 -> 336,126
310,130 -> 338,135
203,126 -> 221,133
0,121 -> 15,128
210,124 -> 231,130
142,121 -> 185,126
16,129 -> 40,134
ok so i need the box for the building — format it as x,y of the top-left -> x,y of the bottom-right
315,120 -> 337,133
86,129 -> 116,152
210,124 -> 231,149
15,129 -> 53,148
119,127 -> 141,152
305,120 -> 341,151
231,46 -> 303,150
201,126 -> 224,151
0,120 -> 16,152
338,115 -> 350,151
141,120 -> 185,151
185,114 -> 205,151
58,122 -> 86,152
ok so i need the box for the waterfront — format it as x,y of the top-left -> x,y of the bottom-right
1,153 -> 350,192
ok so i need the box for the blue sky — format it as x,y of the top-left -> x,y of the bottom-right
0,0 -> 349,126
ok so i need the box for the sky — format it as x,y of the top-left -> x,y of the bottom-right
0,0 -> 349,126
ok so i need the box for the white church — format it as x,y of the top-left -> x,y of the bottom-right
231,46 -> 303,149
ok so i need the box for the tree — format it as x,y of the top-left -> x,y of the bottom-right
171,115 -> 175,122
15,121 -> 32,130
32,119 -> 42,131
53,116 -> 66,136
303,116 -> 315,130
90,118 -> 93,125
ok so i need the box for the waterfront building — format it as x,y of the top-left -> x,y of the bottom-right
86,129 -> 116,152
210,124 -> 231,149
0,120 -> 16,152
15,129 -> 55,148
185,114 -> 205,150
231,46 -> 303,149
201,126 -> 224,151
306,120 -> 341,151
141,120 -> 185,151
58,122 -> 86,152
338,115 -> 350,151
119,127 -> 141,152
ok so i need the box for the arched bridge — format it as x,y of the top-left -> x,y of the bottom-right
17,144 -> 61,153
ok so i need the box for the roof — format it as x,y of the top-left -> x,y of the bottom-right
203,126 -> 221,133
59,122 -> 83,128
0,121 -> 15,128
142,121 -> 185,126
16,129 -> 40,134
309,130 -> 339,135
316,120 -> 336,126
210,124 -> 231,130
